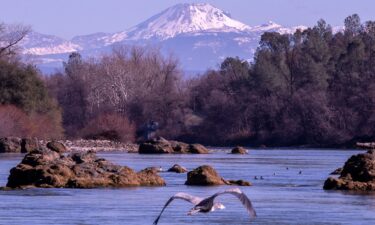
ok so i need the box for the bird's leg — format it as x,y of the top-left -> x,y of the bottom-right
187,207 -> 201,215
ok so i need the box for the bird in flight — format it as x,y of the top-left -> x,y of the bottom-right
153,188 -> 256,225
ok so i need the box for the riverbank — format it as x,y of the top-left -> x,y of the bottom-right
0,137 -> 138,153
42,139 -> 139,153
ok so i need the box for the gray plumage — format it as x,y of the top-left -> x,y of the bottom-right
153,188 -> 256,225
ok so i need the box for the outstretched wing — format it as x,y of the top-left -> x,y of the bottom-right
212,188 -> 256,218
153,192 -> 202,225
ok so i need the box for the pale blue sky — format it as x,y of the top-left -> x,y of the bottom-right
1,0 -> 374,39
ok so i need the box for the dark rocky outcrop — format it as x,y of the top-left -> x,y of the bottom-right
185,165 -> 225,185
138,137 -> 209,154
21,138 -> 40,153
46,141 -> 67,153
0,137 -> 22,153
185,165 -> 251,186
6,148 -> 165,189
188,144 -> 209,154
139,137 -> 174,154
324,150 -> 375,191
231,146 -> 248,154
0,137 -> 44,153
330,167 -> 343,175
167,164 -> 188,173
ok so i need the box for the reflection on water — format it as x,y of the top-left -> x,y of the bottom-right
0,149 -> 374,225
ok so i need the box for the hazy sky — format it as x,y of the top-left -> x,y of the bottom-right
1,0 -> 374,39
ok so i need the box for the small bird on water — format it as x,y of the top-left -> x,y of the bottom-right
153,188 -> 256,225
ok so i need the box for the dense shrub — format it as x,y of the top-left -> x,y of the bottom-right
79,113 -> 135,142
0,105 -> 30,137
0,105 -> 63,139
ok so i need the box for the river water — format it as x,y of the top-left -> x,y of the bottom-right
0,149 -> 374,225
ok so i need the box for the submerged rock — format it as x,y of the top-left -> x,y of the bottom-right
231,146 -> 248,154
142,166 -> 163,173
324,150 -> 375,191
138,137 -> 209,154
6,149 -> 165,189
168,164 -> 188,173
225,179 -> 252,186
185,165 -> 251,186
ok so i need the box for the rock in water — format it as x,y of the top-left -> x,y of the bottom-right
330,167 -> 343,175
0,137 -> 22,153
185,165 -> 251,186
138,137 -> 209,154
185,165 -> 225,185
324,150 -> 375,191
188,144 -> 209,154
46,141 -> 67,153
138,137 -> 174,154
142,167 -> 163,173
6,149 -> 165,189
168,164 -> 188,173
225,179 -> 252,186
231,146 -> 248,154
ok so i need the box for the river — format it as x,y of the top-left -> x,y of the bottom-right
0,149 -> 374,225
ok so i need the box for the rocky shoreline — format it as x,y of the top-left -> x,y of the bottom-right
44,139 -> 139,153
0,137 -> 138,153
138,137 -> 209,154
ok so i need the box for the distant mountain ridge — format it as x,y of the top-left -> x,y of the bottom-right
19,3 -> 333,72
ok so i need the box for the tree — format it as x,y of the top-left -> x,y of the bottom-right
344,14 -> 362,36
0,60 -> 52,113
48,46 -> 187,140
0,23 -> 30,58
0,60 -> 63,139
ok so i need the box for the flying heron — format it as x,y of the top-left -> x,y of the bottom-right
153,188 -> 256,225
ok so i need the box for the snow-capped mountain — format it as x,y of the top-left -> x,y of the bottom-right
125,3 -> 251,40
21,32 -> 81,55
20,3 -> 308,72
249,21 -> 307,34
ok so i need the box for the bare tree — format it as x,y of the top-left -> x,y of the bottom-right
0,23 -> 30,58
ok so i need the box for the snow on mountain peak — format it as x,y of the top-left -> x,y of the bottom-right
126,3 -> 251,40
250,21 -> 282,32
21,32 -> 81,55
18,3 -> 313,71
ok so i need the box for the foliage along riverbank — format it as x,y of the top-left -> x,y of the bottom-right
2,15 -> 375,148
